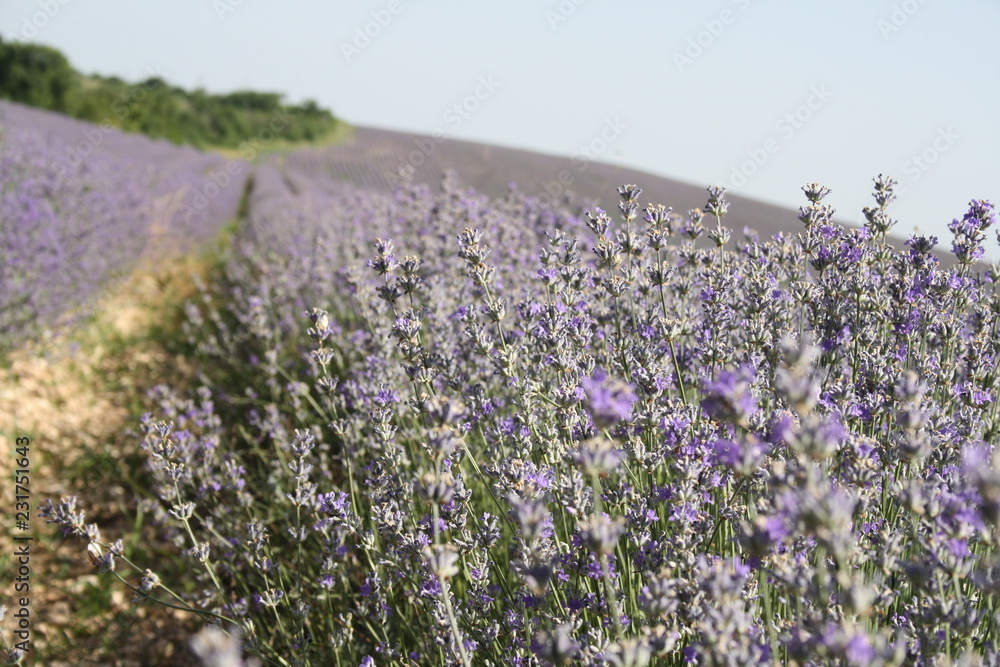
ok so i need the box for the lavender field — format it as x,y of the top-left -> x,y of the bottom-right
5,100 -> 1000,667
0,101 -> 245,351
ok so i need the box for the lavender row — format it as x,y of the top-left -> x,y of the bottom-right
0,101 -> 247,247
0,127 -> 153,349
42,168 -> 1000,666
0,104 -> 246,351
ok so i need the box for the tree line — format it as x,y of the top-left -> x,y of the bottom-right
0,38 -> 338,149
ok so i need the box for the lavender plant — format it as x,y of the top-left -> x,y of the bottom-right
41,169 -> 1000,666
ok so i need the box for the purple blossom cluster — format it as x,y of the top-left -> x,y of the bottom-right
41,168 -> 1000,666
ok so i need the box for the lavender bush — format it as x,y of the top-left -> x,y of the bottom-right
42,170 -> 1000,665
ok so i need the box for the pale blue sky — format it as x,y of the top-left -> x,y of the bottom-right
3,0 -> 997,253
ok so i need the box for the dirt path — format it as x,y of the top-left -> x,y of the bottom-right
0,257 -> 210,665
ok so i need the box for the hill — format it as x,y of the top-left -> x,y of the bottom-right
272,125 -> 899,247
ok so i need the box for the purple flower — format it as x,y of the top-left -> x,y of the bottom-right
581,368 -> 636,428
782,410 -> 847,461
844,632 -> 875,665
946,538 -> 971,558
319,491 -> 350,516
711,436 -> 769,476
701,366 -> 757,426
765,410 -> 796,445
573,437 -> 624,477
